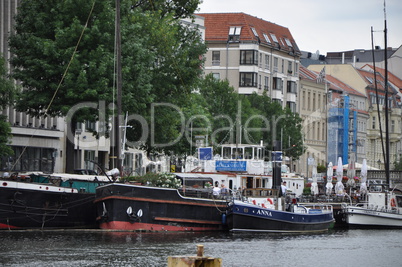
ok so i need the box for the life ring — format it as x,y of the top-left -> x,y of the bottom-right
261,203 -> 267,208
390,198 -> 396,207
266,198 -> 273,205
252,199 -> 257,205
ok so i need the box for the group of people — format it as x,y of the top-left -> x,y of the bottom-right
212,181 -> 229,198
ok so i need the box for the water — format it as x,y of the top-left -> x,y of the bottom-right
0,229 -> 401,266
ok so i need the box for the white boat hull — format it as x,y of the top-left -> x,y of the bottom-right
345,206 -> 402,228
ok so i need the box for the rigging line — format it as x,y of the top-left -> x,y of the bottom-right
9,0 -> 97,172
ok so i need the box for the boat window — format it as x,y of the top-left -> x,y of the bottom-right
244,147 -> 253,159
396,196 -> 402,207
232,148 -> 243,159
229,179 -> 233,189
254,148 -> 263,160
255,178 -> 261,188
222,147 -> 231,159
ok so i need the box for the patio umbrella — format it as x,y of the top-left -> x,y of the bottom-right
359,159 -> 368,195
335,157 -> 344,196
311,163 -> 319,195
326,162 -> 333,195
346,159 -> 356,188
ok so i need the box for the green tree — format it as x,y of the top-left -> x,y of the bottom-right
0,56 -> 16,157
9,0 -> 206,159
393,157 -> 402,171
246,92 -> 305,160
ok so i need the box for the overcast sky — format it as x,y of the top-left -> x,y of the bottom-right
198,0 -> 402,55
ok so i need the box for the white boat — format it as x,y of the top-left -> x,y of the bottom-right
344,184 -> 402,228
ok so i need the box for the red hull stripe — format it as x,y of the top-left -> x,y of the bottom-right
99,221 -> 221,232
153,216 -> 222,225
95,195 -> 226,208
0,223 -> 19,229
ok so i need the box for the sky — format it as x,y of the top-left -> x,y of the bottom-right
198,0 -> 402,55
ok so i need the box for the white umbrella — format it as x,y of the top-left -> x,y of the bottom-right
311,163 -> 319,195
359,159 -> 368,195
326,162 -> 333,195
335,157 -> 344,196
346,159 -> 356,188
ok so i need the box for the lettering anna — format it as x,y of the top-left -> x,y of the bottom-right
256,209 -> 272,217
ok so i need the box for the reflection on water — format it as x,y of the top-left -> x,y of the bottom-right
0,229 -> 401,266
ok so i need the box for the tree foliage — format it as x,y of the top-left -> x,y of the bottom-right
8,0 -> 305,161
0,56 -> 15,157
9,0 -> 206,156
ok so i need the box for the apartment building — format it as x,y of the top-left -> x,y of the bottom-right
198,13 -> 301,111
309,64 -> 401,169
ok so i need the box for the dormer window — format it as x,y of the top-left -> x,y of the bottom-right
251,27 -> 258,37
284,38 -> 293,47
229,26 -> 242,42
263,33 -> 271,44
270,33 -> 278,43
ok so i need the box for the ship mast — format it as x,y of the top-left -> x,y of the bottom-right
383,0 -> 390,185
112,0 -> 123,173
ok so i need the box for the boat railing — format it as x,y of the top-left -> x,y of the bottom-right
243,188 -> 278,197
297,203 -> 333,214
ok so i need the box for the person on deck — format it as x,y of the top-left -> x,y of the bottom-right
281,181 -> 287,196
213,181 -> 221,198
220,184 -> 228,198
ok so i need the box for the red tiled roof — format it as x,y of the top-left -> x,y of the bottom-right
361,64 -> 402,90
299,65 -> 318,81
197,13 -> 300,54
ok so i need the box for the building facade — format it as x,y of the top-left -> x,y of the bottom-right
198,13 -> 301,111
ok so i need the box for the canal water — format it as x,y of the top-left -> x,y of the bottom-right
0,229 -> 401,266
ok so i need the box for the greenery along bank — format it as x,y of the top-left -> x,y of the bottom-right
5,0 -> 304,162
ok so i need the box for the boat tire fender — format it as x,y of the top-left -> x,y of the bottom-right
391,198 -> 396,207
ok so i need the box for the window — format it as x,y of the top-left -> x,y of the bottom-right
212,51 -> 220,66
302,91 -> 306,110
264,76 -> 269,90
270,33 -> 278,43
284,38 -> 293,47
281,59 -> 284,73
264,54 -> 270,69
1,146 -> 55,173
259,53 -> 262,68
229,26 -> 242,42
286,101 -> 296,113
263,33 -> 271,44
240,50 -> 258,65
391,120 -> 395,133
85,120 -> 96,131
288,61 -> 293,75
273,77 -> 282,91
212,73 -> 220,80
273,57 -> 278,72
84,150 -> 95,170
287,81 -> 296,93
313,93 -> 316,111
239,72 -> 257,87
258,75 -> 262,89
372,116 -> 376,129
251,27 -> 258,37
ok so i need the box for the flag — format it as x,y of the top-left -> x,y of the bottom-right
317,66 -> 326,83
